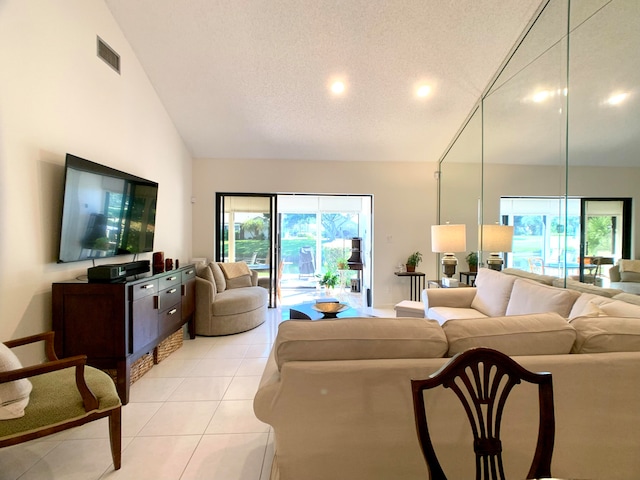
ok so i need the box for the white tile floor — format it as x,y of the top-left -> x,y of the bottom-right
1,303 -> 393,480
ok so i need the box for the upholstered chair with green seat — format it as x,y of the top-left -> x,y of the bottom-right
0,331 -> 121,470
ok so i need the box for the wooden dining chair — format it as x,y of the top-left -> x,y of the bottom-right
411,347 -> 555,480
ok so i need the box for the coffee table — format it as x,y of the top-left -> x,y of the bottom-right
288,302 -> 369,321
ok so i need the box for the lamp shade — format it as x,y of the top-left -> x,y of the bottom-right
431,224 -> 467,253
480,225 -> 514,252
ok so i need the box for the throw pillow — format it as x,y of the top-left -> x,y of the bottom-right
0,343 -> 33,420
470,268 -> 517,317
443,312 -> 576,357
196,263 -> 216,292
568,293 -> 613,320
226,274 -> 253,289
571,316 -> 640,353
211,262 -> 226,292
505,278 -> 580,318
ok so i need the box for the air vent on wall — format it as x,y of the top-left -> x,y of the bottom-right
97,36 -> 120,74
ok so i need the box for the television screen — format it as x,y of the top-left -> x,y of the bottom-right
58,154 -> 158,263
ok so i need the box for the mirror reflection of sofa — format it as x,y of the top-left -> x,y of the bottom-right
609,260 -> 640,295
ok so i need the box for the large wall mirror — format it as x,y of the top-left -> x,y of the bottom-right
439,0 -> 639,288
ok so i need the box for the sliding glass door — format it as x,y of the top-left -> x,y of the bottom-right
215,193 -> 277,307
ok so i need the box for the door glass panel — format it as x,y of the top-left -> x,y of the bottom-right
216,194 -> 276,305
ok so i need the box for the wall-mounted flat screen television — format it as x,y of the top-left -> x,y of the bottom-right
58,154 -> 158,263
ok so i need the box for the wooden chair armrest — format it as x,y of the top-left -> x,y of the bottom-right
3,331 -> 58,361
0,354 -> 99,412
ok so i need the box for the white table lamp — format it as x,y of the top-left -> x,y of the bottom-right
431,224 -> 467,278
480,224 -> 514,271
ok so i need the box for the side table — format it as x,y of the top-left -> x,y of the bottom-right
394,271 -> 426,301
459,271 -> 477,286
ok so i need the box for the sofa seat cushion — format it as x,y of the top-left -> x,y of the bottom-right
427,307 -> 487,324
470,268 -> 517,317
571,316 -> 640,353
443,312 -> 576,357
211,287 -> 267,316
274,318 -> 447,370
506,278 -> 580,318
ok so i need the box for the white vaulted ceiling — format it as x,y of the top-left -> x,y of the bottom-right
105,0 -> 542,162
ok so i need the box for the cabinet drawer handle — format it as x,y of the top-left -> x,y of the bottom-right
168,288 -> 177,294
168,308 -> 177,316
186,269 -> 194,275
142,284 -> 154,290
167,276 -> 177,281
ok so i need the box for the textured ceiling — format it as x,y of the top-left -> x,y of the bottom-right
105,0 -> 543,162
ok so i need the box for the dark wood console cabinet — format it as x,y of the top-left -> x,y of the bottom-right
52,264 -> 196,404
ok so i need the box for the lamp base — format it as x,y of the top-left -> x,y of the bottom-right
442,253 -> 458,278
486,253 -> 504,271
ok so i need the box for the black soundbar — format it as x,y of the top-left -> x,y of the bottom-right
88,260 -> 150,282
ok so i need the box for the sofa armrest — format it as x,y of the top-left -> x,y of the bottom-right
195,277 -> 215,328
422,287 -> 477,309
251,270 -> 258,286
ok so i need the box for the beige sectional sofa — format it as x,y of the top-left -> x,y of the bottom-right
195,261 -> 268,335
254,270 -> 640,479
424,267 -> 640,324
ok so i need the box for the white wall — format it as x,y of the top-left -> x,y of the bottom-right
0,0 -> 192,349
192,158 -> 439,307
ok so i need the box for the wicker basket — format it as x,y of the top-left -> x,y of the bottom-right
105,352 -> 154,386
155,328 -> 184,363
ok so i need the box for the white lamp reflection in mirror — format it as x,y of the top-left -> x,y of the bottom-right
431,224 -> 467,280
480,224 -> 514,271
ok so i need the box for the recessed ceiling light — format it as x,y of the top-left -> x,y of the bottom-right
606,92 -> 629,106
532,90 -> 551,103
330,81 -> 346,95
416,85 -> 431,98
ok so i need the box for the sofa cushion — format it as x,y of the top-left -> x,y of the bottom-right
553,278 -> 623,298
568,293 -> 614,319
211,286 -> 267,316
619,259 -> 640,273
598,299 -> 640,318
0,343 -> 33,420
502,267 -> 556,285
427,307 -> 487,324
211,262 -> 227,292
613,293 -> 640,306
470,268 -> 517,317
620,271 -> 640,282
196,263 -> 216,291
506,278 -> 580,318
571,316 -> 640,353
274,318 -> 448,370
443,312 -> 576,357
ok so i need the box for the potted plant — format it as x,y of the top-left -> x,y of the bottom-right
336,257 -> 349,270
406,251 -> 422,272
466,251 -> 478,272
317,269 -> 340,290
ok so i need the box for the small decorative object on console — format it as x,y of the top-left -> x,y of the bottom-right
165,258 -> 173,271
153,251 -> 165,274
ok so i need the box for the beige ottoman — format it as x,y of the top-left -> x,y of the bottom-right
394,300 -> 425,318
